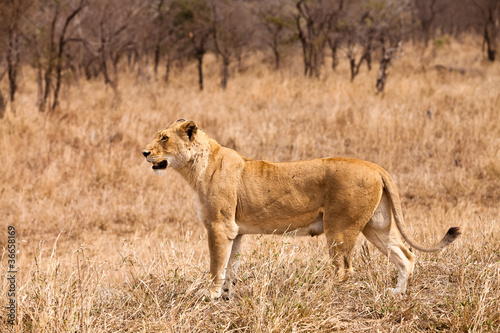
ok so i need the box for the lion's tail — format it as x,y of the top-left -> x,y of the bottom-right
381,171 -> 461,253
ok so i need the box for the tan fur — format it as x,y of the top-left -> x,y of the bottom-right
143,120 -> 461,298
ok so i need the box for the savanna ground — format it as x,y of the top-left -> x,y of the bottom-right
0,39 -> 499,332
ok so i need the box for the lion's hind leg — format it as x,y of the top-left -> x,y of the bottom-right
325,237 -> 356,282
362,192 -> 415,294
323,216 -> 364,281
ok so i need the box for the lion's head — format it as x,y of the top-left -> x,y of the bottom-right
142,119 -> 198,174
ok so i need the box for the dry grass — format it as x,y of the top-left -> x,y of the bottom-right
1,39 -> 499,332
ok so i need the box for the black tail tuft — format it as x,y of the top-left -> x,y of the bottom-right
446,227 -> 461,239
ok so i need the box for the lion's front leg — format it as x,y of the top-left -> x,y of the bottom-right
207,227 -> 234,299
221,234 -> 243,298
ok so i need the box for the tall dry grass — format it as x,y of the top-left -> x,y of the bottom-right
0,39 -> 499,332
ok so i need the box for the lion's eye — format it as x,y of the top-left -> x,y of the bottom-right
161,135 -> 169,142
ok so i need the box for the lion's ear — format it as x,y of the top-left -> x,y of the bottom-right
180,120 -> 197,141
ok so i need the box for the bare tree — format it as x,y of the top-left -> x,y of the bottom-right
376,41 -> 402,93
6,3 -> 21,104
412,0 -> 441,47
171,0 -> 213,90
0,91 -> 5,118
0,61 -> 6,117
52,2 -> 85,109
144,0 -> 177,83
22,0 -> 86,111
472,0 -> 500,61
152,0 -> 168,80
77,0 -> 146,94
345,11 -> 377,81
295,0 -> 332,77
257,0 -> 295,70
0,0 -> 33,104
372,0 -> 408,93
338,0 -> 380,81
325,0 -> 345,71
212,0 -> 253,90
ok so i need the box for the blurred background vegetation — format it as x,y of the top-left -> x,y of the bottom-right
0,0 -> 499,115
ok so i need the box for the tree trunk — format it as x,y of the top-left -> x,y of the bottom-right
99,22 -> 116,89
197,53 -> 204,91
154,0 -> 165,80
311,45 -> 321,78
364,45 -> 372,71
41,4 -> 60,112
221,56 -> 229,90
376,53 -> 390,93
423,24 -> 431,48
36,58 -> 44,112
0,90 -> 5,119
52,5 -> 83,110
484,6 -> 498,62
236,50 -> 243,72
303,44 -> 311,76
376,41 -> 401,93
7,28 -> 19,102
84,59 -> 92,80
355,49 -> 371,75
296,14 -> 310,76
154,42 -> 161,80
330,40 -> 338,71
273,46 -> 280,71
0,68 -> 6,116
164,54 -> 171,83
347,49 -> 358,81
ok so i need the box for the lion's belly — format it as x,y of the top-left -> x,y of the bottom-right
236,211 -> 324,236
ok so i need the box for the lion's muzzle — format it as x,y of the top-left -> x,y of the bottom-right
142,150 -> 168,170
152,160 -> 168,170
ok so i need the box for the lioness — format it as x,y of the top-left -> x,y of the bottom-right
142,119 -> 461,298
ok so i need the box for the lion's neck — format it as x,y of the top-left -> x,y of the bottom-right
175,131 -> 217,190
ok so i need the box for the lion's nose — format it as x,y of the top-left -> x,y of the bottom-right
142,150 -> 151,158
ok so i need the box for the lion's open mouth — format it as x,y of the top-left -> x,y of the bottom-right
152,160 -> 168,170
